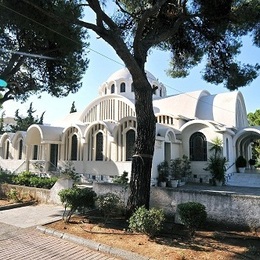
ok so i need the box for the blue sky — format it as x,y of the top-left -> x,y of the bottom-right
2,28 -> 260,125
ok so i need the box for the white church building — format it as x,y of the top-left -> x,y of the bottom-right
1,68 -> 259,184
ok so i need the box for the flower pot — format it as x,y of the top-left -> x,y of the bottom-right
238,167 -> 245,173
170,180 -> 178,188
159,181 -> 166,187
215,179 -> 223,186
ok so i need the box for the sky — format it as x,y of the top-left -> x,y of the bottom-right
2,11 -> 260,125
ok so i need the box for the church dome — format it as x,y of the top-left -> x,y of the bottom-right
99,68 -> 166,100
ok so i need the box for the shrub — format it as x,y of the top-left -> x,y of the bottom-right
11,171 -> 57,189
59,187 -> 96,223
128,206 -> 165,237
59,162 -> 80,182
0,171 -> 14,184
6,188 -> 20,202
177,202 -> 207,237
96,192 -> 123,222
113,171 -> 129,185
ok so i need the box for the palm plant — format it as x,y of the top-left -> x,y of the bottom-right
205,137 -> 227,185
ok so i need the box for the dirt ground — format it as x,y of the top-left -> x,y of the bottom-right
46,213 -> 260,260
0,199 -> 13,206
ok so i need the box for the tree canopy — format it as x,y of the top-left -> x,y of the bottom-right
10,102 -> 45,132
0,0 -> 89,105
4,0 -> 260,213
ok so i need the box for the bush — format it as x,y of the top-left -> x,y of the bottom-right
59,187 -> 96,223
96,193 -> 123,222
128,206 -> 165,237
113,171 -> 129,185
177,202 -> 207,237
11,171 -> 57,189
6,188 -> 20,202
0,171 -> 14,184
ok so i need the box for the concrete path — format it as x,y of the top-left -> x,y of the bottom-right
0,204 -> 119,260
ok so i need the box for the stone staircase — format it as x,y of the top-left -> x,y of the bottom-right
226,170 -> 260,188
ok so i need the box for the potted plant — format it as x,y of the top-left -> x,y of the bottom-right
157,161 -> 169,187
204,137 -> 227,186
205,155 -> 227,186
248,158 -> 256,169
169,158 -> 183,187
235,156 -> 247,173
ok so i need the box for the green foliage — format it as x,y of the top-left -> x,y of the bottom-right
235,156 -> 247,168
177,202 -> 207,237
206,156 -> 227,183
59,162 -> 80,183
10,103 -> 45,132
128,206 -> 165,238
169,155 -> 192,180
113,171 -> 129,185
0,170 -> 14,184
247,109 -> 260,159
70,101 -> 77,113
59,187 -> 96,223
157,161 -> 169,182
8,171 -> 57,189
0,0 -> 88,104
96,193 -> 123,222
6,188 -> 20,202
205,138 -> 227,183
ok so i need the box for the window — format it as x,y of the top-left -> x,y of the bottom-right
5,140 -> 10,159
33,145 -> 38,160
126,130 -> 135,161
226,138 -> 229,161
120,82 -> 126,92
71,134 -> 78,160
189,132 -> 207,161
96,132 -> 103,161
18,139 -> 23,159
131,83 -> 134,92
111,84 -> 115,94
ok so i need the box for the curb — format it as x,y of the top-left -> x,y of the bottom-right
0,201 -> 36,211
36,225 -> 154,260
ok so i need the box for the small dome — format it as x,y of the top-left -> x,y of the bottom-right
99,68 -> 166,99
107,68 -> 132,82
107,68 -> 157,84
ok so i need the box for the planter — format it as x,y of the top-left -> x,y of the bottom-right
215,179 -> 223,186
238,167 -> 246,173
170,180 -> 178,188
159,182 -> 167,187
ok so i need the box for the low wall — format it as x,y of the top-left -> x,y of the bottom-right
0,178 -> 73,205
1,184 -> 51,204
93,183 -> 260,229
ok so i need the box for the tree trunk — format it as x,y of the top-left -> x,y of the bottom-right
127,77 -> 156,214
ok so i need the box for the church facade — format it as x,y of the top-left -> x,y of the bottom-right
0,68 -> 259,184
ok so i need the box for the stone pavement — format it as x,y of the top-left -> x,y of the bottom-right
0,204 -> 123,260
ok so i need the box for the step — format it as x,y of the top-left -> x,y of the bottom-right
226,172 -> 260,188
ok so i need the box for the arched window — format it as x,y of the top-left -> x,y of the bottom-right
71,134 -> 78,160
33,145 -> 38,160
96,132 -> 103,161
120,82 -> 126,92
189,132 -> 207,161
111,84 -> 115,94
18,139 -> 23,159
160,88 -> 162,97
5,140 -> 10,159
226,138 -> 229,161
126,130 -> 135,161
131,83 -> 134,92
105,87 -> 107,94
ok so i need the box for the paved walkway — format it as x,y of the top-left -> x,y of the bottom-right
0,204 -> 119,260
